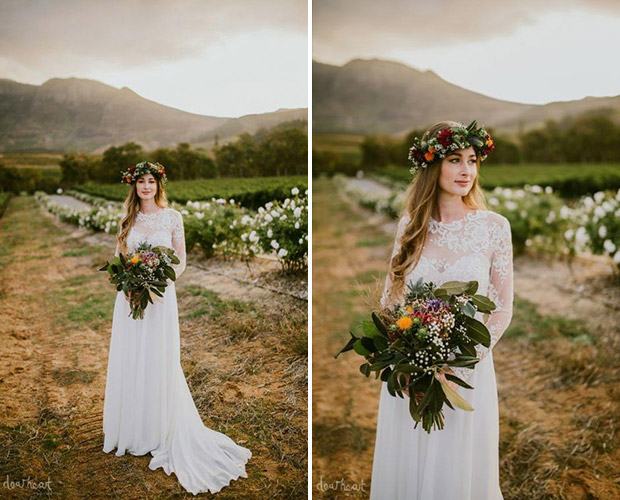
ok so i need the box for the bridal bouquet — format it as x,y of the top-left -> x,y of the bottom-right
99,242 -> 180,320
334,279 -> 496,433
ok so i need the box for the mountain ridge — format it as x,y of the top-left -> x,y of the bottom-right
0,77 -> 307,152
312,58 -> 620,136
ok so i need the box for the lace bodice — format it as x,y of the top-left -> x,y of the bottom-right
380,210 -> 514,382
114,207 -> 187,278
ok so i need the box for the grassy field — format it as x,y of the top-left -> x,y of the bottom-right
312,177 -> 620,500
0,195 -> 307,499
0,152 -> 65,168
376,163 -> 620,193
74,175 -> 308,207
313,134 -> 365,155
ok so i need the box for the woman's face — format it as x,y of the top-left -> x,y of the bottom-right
438,147 -> 477,197
136,173 -> 158,201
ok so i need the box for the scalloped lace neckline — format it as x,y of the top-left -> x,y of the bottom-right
430,209 -> 481,227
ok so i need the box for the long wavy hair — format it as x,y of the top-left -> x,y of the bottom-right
385,121 -> 488,306
116,173 -> 170,254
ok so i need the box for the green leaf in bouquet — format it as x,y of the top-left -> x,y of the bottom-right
447,356 -> 479,368
380,367 -> 392,382
445,373 -> 474,390
119,253 -> 126,266
360,336 -> 377,353
98,262 -> 109,272
369,359 -> 392,371
466,281 -> 479,295
396,372 -> 408,398
436,373 -> 474,411
371,312 -> 389,337
433,288 -> 449,301
334,332 -> 359,358
395,363 -> 424,374
362,320 -> 380,338
372,335 -> 388,352
353,339 -> 371,356
460,302 -> 476,318
150,288 -> 164,298
464,316 -> 491,347
387,370 -> 397,397
359,363 -> 371,377
459,341 -> 477,358
140,290 -> 149,308
163,266 -> 177,281
471,294 -> 496,313
436,281 -> 471,295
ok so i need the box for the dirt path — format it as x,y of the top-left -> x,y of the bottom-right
48,194 -> 92,210
312,178 -> 620,500
0,196 -> 307,499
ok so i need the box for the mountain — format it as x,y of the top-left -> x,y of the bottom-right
313,58 -> 620,136
0,77 -> 307,152
192,107 -> 308,144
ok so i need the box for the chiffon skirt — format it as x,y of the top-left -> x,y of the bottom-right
369,351 -> 503,500
103,283 -> 252,495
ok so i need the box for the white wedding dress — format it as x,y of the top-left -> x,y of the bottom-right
103,207 -> 251,495
369,209 -> 514,500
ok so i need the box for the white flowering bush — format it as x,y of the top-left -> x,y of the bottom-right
36,191 -> 124,233
37,189 -> 309,272
35,191 -> 90,225
339,174 -> 620,274
335,175 -> 404,217
252,187 -> 308,272
181,198 -> 256,259
486,185 -> 570,255
562,189 -> 620,269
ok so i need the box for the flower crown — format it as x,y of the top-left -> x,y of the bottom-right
408,120 -> 495,175
121,161 -> 168,185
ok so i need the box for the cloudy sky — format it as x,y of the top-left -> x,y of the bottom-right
314,0 -> 620,105
0,0 -> 307,117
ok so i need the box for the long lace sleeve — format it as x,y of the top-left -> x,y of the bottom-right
453,216 -> 514,383
171,210 -> 187,278
380,215 -> 410,308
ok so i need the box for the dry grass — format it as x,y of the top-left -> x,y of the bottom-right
312,178 -> 620,500
0,195 -> 307,499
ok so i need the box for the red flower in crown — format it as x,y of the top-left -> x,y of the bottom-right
129,166 -> 136,173
437,129 -> 454,147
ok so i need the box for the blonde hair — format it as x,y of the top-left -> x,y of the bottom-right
386,121 -> 488,304
116,174 -> 170,254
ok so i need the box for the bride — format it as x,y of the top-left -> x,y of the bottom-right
102,161 -> 251,495
369,121 -> 514,500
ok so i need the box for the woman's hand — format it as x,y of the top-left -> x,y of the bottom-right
124,291 -> 132,303
402,373 -> 424,401
437,367 -> 460,393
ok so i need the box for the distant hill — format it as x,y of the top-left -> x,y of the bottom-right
0,77 -> 307,153
313,58 -> 620,136
192,108 -> 308,145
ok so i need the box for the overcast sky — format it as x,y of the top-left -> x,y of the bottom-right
313,0 -> 620,105
0,0 -> 307,117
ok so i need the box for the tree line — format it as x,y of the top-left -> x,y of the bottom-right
60,122 -> 307,185
0,121 -> 307,193
313,109 -> 620,175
